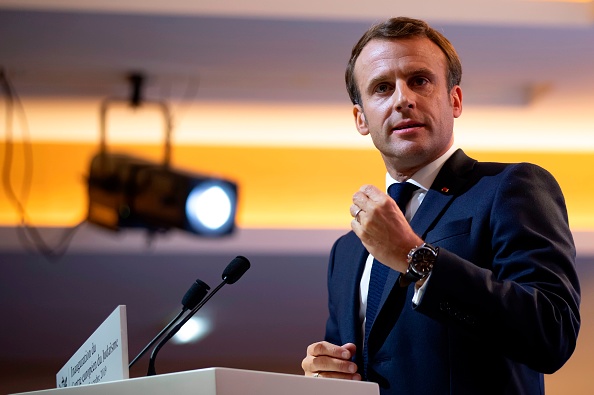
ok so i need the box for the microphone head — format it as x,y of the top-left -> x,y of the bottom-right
181,279 -> 210,310
222,256 -> 250,284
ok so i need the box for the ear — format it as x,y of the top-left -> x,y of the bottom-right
353,104 -> 369,136
450,85 -> 463,118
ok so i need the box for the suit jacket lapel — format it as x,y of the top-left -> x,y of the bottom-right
378,269 -> 400,313
342,235 -> 369,352
411,149 -> 476,239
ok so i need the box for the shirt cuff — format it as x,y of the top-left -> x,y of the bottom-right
411,273 -> 431,306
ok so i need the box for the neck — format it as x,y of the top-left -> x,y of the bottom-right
390,171 -> 414,182
385,159 -> 426,182
385,141 -> 454,182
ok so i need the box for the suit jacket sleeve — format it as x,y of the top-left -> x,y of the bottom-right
415,161 -> 580,374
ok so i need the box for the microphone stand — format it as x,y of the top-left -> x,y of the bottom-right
129,279 -> 210,370
145,256 -> 250,376
147,279 -> 228,376
129,309 -> 186,369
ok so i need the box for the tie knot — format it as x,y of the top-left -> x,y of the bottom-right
387,182 -> 419,213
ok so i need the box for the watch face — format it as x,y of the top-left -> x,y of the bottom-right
412,248 -> 436,275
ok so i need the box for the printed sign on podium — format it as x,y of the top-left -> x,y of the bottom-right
56,305 -> 129,388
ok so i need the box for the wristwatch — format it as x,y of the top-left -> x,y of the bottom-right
403,243 -> 439,283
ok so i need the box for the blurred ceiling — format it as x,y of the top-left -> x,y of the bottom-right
2,0 -> 593,25
1,0 -> 594,151
1,0 -> 594,107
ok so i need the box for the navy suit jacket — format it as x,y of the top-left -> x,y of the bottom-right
324,150 -> 580,395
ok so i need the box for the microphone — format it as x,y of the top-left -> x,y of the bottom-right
222,255 -> 250,284
146,256 -> 251,376
182,279 -> 211,309
128,278 -> 210,369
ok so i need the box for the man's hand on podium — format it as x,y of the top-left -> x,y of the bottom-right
302,342 -> 361,381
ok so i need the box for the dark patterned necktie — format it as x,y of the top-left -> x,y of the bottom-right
363,182 -> 419,379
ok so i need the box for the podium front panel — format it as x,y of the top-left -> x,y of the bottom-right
11,367 -> 379,395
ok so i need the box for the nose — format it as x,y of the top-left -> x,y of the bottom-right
393,81 -> 414,111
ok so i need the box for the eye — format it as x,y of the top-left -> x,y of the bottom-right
374,83 -> 393,94
411,76 -> 429,87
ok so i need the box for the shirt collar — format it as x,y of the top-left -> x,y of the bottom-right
385,144 -> 458,192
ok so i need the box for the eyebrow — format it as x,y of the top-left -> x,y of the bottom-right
409,67 -> 436,78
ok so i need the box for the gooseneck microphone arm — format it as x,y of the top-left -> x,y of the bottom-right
146,256 -> 250,376
146,281 -> 225,376
129,279 -> 210,369
128,309 -> 184,369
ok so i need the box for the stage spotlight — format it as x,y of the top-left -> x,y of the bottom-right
87,152 -> 238,237
86,73 -> 238,237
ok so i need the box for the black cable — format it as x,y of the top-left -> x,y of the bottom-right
166,74 -> 201,129
0,68 -> 82,260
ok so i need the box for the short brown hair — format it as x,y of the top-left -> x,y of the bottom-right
345,17 -> 462,105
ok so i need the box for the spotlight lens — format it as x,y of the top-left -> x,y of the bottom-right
186,182 -> 235,233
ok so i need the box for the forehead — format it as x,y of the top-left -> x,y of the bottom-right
354,36 -> 447,81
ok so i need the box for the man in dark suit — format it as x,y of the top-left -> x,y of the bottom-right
301,17 -> 580,394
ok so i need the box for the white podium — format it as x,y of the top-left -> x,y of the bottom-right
12,368 -> 379,395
